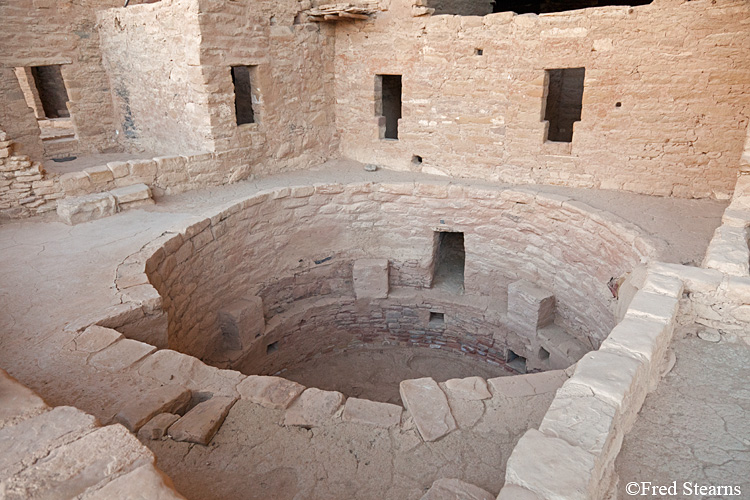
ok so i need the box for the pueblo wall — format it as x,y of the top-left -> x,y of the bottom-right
334,0 -> 750,199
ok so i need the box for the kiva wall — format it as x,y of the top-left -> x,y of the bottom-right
334,0 -> 750,199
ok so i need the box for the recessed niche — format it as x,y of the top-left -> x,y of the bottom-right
266,341 -> 279,354
412,155 -> 423,165
432,231 -> 465,293
506,349 -> 527,373
428,312 -> 445,327
539,346 -> 550,361
475,48 -> 483,56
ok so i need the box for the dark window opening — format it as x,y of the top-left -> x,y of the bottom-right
377,75 -> 402,140
231,65 -> 257,125
429,312 -> 445,327
492,0 -> 652,15
475,48 -> 484,56
432,231 -> 465,293
615,101 -> 622,108
543,67 -> 585,143
539,346 -> 550,361
266,341 -> 279,354
30,65 -> 70,119
506,349 -> 527,373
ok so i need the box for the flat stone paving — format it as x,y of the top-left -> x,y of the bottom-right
0,159 -> 732,499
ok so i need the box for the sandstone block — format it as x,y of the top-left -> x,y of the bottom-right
128,159 -> 157,179
138,350 -> 244,397
443,376 -> 491,400
84,165 -> 114,185
507,280 -> 555,337
59,171 -> 92,195
420,478 -> 494,500
399,377 -> 456,442
107,161 -> 130,179
89,339 -> 156,372
168,396 -> 237,445
599,316 -> 671,365
283,388 -> 344,428
238,375 -> 305,410
539,392 -> 618,457
342,397 -> 402,428
137,413 -> 180,440
649,263 -> 722,294
217,296 -> 265,351
115,385 -> 191,432
0,368 -> 48,428
70,325 -> 122,353
488,370 -> 567,398
641,272 -> 684,298
624,290 -> 679,324
2,424 -> 154,499
505,428 -> 596,500
496,485 -> 543,500
0,406 -> 97,481
57,192 -> 117,225
110,183 -> 152,205
353,259 -> 389,299
80,463 -> 186,499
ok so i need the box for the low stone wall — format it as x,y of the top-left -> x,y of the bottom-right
498,267 -> 683,499
129,182 -> 653,368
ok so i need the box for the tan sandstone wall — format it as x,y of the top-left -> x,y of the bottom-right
141,182 -> 654,368
0,0 -> 123,159
97,0 -> 338,183
335,0 -> 750,199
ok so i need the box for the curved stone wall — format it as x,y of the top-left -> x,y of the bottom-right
139,182 -> 656,375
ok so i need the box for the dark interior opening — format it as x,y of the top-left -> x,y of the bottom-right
428,312 -> 445,328
543,67 -> 585,143
492,0 -> 652,14
412,155 -> 423,165
506,349 -> 527,373
231,65 -> 256,125
379,75 -> 402,140
432,231 -> 465,293
539,346 -> 550,361
31,65 -> 70,119
266,341 -> 279,354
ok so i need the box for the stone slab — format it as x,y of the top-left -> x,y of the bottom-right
488,370 -> 567,398
237,375 -> 305,410
80,463 -> 186,499
89,339 -> 156,372
56,192 -> 117,225
0,368 -> 48,428
539,393 -> 618,457
138,413 -> 180,440
138,350 -> 244,397
1,424 -> 154,499
496,485 -> 544,500
640,272 -> 684,298
624,291 -> 679,324
342,397 -> 402,428
420,478 -> 494,500
399,377 -> 456,442
0,406 -> 97,481
70,325 -> 123,353
353,259 -> 389,299
84,165 -> 114,184
168,396 -> 237,445
599,316 -> 670,365
115,385 -> 191,432
110,183 -> 152,205
283,388 -> 344,428
505,428 -> 596,500
443,376 -> 491,400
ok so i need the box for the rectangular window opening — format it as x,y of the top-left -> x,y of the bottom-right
377,74 -> 402,140
29,65 -> 70,119
432,231 -> 465,293
543,67 -> 585,143
231,65 -> 257,126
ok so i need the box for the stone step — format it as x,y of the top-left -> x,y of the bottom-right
168,395 -> 237,445
56,183 -> 155,225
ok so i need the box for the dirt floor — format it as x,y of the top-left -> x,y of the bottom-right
615,325 -> 750,499
280,345 -> 511,405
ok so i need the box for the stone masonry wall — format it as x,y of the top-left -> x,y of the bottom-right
97,0 -> 212,155
0,0 -> 123,159
140,182 -> 655,365
335,0 -> 750,199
